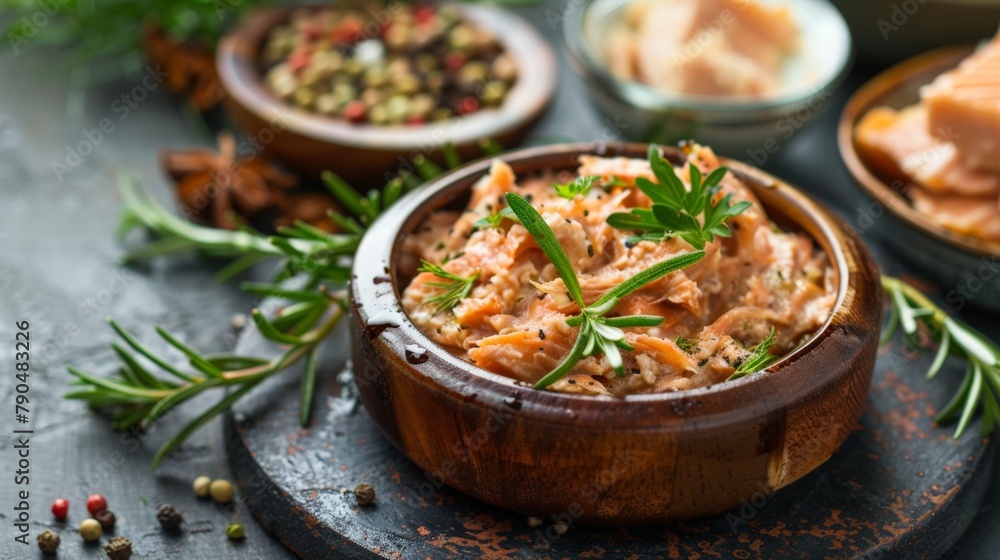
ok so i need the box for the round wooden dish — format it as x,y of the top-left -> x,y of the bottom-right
349,142 -> 882,525
839,45 -> 1000,310
216,4 -> 556,184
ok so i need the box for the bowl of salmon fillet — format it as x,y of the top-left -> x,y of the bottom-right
841,40 -> 1000,311
349,141 -> 881,524
564,0 -> 852,157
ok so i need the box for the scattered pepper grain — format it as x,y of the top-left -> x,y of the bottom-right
354,483 -> 376,506
226,523 -> 246,540
79,518 -> 102,542
156,504 -> 184,530
193,476 -> 212,498
95,509 -> 116,530
209,479 -> 235,504
104,536 -> 133,560
37,530 -> 60,554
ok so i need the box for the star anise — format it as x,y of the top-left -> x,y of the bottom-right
143,23 -> 225,112
161,132 -> 298,230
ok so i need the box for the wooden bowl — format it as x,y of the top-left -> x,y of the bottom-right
349,142 -> 882,524
839,45 -> 1000,311
217,4 -> 556,185
830,0 -> 1000,65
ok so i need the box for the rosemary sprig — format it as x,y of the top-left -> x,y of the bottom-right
69,142 -> 500,466
882,276 -> 1000,438
728,326 -> 778,381
68,292 -> 343,467
607,145 -> 752,250
553,176 -> 598,200
505,192 -> 705,388
418,261 -> 480,315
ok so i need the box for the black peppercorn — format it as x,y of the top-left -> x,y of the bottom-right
354,483 -> 376,506
37,530 -> 60,554
104,536 -> 133,560
156,504 -> 184,530
95,508 -> 116,529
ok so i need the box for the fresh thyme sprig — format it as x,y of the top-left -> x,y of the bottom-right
608,145 -> 752,250
728,326 -> 778,381
882,276 -> 1000,438
553,176 -> 598,200
504,192 -> 705,389
418,261 -> 480,315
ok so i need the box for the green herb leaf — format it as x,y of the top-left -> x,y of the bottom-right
881,275 -> 1000,438
505,192 -> 585,308
728,327 -> 778,381
553,176 -> 598,200
418,260 -> 480,315
473,207 -> 517,231
608,145 -> 751,250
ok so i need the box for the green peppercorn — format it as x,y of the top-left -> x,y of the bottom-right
457,61 -> 490,88
343,58 -> 364,77
315,93 -> 339,116
448,25 -> 474,51
425,71 -> 445,93
415,53 -> 438,73
393,73 -> 421,96
267,68 -> 298,99
37,530 -> 60,554
333,83 -> 357,105
385,95 -> 410,124
313,51 -> 343,76
430,107 -> 454,122
226,523 -> 246,540
369,103 -> 389,125
293,86 -> 317,108
410,94 -> 436,117
210,479 -> 235,504
480,81 -> 507,107
79,518 -> 102,542
299,66 -> 322,87
363,67 -> 389,89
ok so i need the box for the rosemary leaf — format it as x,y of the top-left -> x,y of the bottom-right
506,192 -> 585,308
300,348 -> 319,428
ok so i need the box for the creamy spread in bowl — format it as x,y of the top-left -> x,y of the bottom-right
400,144 -> 835,395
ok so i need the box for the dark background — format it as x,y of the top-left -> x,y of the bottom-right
2,1 -> 999,558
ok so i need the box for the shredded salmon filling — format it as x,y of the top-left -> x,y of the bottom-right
401,146 -> 835,396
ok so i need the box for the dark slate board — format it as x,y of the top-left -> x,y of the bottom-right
225,316 -> 996,560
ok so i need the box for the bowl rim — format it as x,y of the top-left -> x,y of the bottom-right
562,0 -> 854,118
351,141 -> 880,423
216,3 -> 557,151
838,43 -> 1000,258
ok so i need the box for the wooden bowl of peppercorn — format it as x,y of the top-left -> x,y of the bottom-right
349,142 -> 882,524
217,3 -> 557,185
